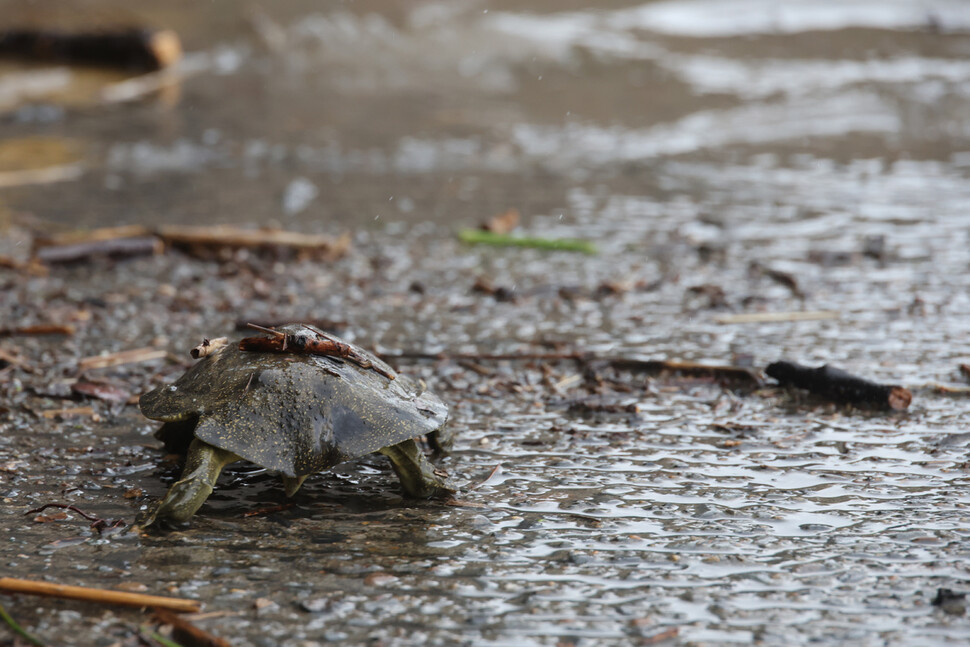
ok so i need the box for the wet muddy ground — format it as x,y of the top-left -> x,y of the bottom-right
2,1 -> 970,645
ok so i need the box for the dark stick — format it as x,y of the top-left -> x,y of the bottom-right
0,28 -> 180,70
765,361 -> 912,410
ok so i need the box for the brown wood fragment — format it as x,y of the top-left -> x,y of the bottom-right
0,164 -> 83,188
153,608 -> 230,647
157,225 -> 350,260
34,236 -> 163,264
71,380 -> 131,403
190,337 -> 228,360
0,324 -> 75,336
960,364 -> 970,381
0,577 -> 200,613
750,262 -> 804,298
605,359 -> 761,387
241,324 -> 397,380
482,208 -> 520,235
0,347 -> 32,371
78,347 -> 168,371
766,361 -> 912,410
40,406 -> 95,419
0,28 -> 182,70
715,311 -> 839,324
640,626 -> 680,644
242,503 -> 296,518
33,225 -> 153,248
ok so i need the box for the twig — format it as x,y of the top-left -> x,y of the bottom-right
241,324 -> 396,380
153,608 -> 231,647
39,406 -> 95,419
0,577 -> 200,613
458,229 -> 597,254
242,503 -> 295,518
157,225 -> 350,259
715,311 -> 839,324
25,503 -> 126,535
79,347 -> 168,371
101,56 -> 208,104
641,626 -> 680,644
34,237 -> 163,265
766,361 -> 912,410
0,324 -> 75,336
0,347 -> 32,370
0,602 -> 46,646
383,351 -> 760,386
0,164 -> 83,188
33,225 -> 153,248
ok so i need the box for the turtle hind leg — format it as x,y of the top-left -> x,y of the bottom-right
143,438 -> 239,527
379,438 -> 457,499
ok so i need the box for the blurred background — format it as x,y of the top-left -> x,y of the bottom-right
2,0 -> 968,235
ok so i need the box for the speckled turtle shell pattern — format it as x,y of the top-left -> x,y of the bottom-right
139,325 -> 448,477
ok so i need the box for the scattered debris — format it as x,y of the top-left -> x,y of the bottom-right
39,406 -> 96,419
0,164 -> 83,188
458,229 -> 597,254
932,588 -> 966,616
242,503 -> 296,518
157,225 -> 350,261
639,626 -> 680,644
25,503 -> 126,534
749,262 -> 804,298
685,284 -> 728,309
153,607 -> 231,647
190,337 -> 228,360
481,208 -> 520,235
766,361 -> 912,410
0,324 -> 75,336
0,348 -> 31,372
715,311 -> 839,324
34,235 -> 163,265
471,275 -> 516,302
0,577 -> 200,613
71,379 -> 132,403
567,397 -> 640,415
960,364 -> 970,381
78,347 -> 169,371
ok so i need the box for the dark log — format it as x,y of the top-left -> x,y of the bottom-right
766,361 -> 911,410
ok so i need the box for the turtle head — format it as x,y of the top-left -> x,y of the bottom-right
139,383 -> 197,422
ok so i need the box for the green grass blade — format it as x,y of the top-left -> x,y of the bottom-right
458,229 -> 597,254
0,602 -> 46,647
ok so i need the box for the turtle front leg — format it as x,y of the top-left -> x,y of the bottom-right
143,439 -> 239,526
379,438 -> 457,499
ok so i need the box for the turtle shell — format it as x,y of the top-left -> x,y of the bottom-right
139,325 -> 448,477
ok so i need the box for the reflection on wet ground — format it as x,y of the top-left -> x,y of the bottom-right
2,1 -> 970,645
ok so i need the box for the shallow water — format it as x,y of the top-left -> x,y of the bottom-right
2,1 -> 970,645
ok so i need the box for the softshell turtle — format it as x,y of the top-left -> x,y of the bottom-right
138,324 -> 455,526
